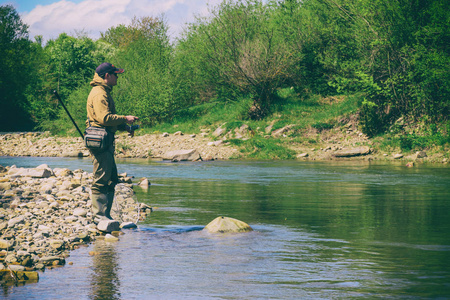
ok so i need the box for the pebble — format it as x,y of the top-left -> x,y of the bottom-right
0,164 -> 152,279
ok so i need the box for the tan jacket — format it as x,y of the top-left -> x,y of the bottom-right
86,73 -> 127,133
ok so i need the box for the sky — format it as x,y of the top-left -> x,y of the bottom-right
2,0 -> 223,42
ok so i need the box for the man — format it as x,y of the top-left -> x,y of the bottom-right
86,62 -> 138,222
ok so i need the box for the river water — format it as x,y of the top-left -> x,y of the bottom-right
1,157 -> 449,299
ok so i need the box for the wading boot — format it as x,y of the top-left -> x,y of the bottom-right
91,192 -> 109,223
105,192 -> 115,220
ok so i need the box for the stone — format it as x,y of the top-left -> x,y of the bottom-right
8,216 -> 25,228
0,182 -> 11,191
163,149 -> 202,162
393,153 -> 404,159
104,234 -> 119,242
0,239 -> 14,250
333,146 -> 371,158
120,222 -> 137,229
73,207 -> 88,217
97,220 -> 120,233
0,222 -> 7,231
208,140 -> 223,147
204,216 -> 253,234
8,265 -> 26,272
0,270 -> 39,282
50,240 -> 65,250
138,178 -> 150,188
416,151 -> 427,159
39,256 -> 65,266
212,125 -> 226,137
8,167 -> 53,178
271,125 -> 295,137
297,153 -> 309,158
53,168 -> 73,177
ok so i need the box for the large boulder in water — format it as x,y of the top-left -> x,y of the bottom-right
203,216 -> 252,233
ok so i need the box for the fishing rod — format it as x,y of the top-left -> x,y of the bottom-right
53,90 -> 84,139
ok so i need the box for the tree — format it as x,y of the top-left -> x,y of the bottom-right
102,16 -> 173,125
184,0 -> 303,119
0,5 -> 35,131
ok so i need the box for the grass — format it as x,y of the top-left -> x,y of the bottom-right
139,88 -> 362,159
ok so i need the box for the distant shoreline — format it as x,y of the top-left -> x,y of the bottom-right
0,132 -> 448,164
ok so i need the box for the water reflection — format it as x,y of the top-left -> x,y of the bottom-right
89,241 -> 121,300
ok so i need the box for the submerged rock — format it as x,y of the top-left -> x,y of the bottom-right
204,216 -> 253,233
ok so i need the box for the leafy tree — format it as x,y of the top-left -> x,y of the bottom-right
0,5 -> 36,131
175,0 -> 304,119
44,33 -> 98,99
102,16 -> 173,125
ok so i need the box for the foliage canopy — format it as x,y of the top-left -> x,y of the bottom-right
0,1 -> 448,139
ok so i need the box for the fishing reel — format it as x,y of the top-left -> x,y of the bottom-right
126,124 -> 140,137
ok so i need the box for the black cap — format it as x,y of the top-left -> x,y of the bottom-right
96,63 -> 124,76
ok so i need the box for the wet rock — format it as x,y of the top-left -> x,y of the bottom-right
97,220 -> 120,233
204,216 -> 253,233
104,234 -> 119,242
39,256 -> 65,266
120,222 -> 137,229
138,178 -> 150,188
0,270 -> 39,282
8,265 -> 26,272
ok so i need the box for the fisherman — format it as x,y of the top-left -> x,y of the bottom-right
86,62 -> 139,222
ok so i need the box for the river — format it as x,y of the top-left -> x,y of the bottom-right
1,157 -> 449,299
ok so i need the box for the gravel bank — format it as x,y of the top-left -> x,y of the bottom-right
0,164 -> 151,285
0,131 -> 239,160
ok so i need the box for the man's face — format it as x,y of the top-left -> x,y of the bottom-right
105,72 -> 118,86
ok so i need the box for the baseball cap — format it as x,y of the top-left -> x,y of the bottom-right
96,63 -> 124,76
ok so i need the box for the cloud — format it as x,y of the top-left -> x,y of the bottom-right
21,0 -> 222,42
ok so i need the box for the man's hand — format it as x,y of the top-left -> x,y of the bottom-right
125,124 -> 140,137
125,115 -> 139,124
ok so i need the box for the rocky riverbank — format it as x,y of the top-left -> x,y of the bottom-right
0,164 -> 152,285
0,131 -> 239,161
0,129 -> 448,163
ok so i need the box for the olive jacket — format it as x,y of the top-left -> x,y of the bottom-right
86,73 -> 127,133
